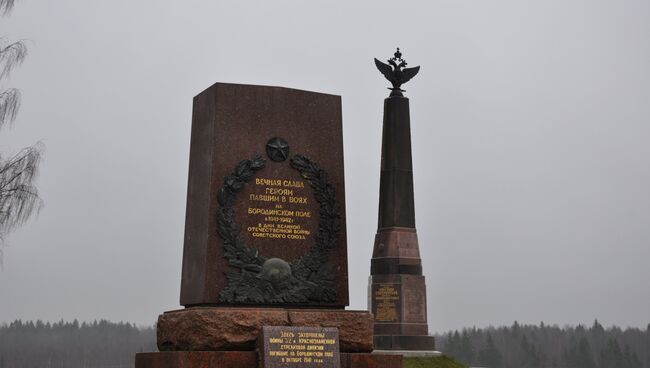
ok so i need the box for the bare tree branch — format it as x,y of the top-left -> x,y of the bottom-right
0,40 -> 27,80
0,88 -> 20,129
0,0 -> 41,265
0,143 -> 43,247
0,0 -> 15,16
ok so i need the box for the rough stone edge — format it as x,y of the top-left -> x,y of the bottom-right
288,309 -> 373,353
156,308 -> 373,353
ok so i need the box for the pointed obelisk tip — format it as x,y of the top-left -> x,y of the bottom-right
374,47 -> 420,96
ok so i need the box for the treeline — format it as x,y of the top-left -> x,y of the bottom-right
0,319 -> 156,368
2,319 -> 649,368
437,320 -> 650,368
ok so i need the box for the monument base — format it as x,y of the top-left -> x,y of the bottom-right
136,351 -> 403,368
373,349 -> 441,358
374,335 -> 435,351
157,307 -> 374,353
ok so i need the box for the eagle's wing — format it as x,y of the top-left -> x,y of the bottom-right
400,66 -> 420,85
374,58 -> 394,83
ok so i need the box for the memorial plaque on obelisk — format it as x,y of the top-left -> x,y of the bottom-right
368,49 -> 436,351
181,83 -> 349,307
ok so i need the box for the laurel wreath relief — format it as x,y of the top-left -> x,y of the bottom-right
216,154 -> 341,304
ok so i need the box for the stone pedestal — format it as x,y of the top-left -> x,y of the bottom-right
156,307 -> 374,353
136,352 -> 403,368
135,307 -> 403,368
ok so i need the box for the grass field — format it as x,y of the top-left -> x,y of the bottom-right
404,355 -> 467,368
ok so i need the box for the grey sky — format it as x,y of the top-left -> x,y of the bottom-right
0,1 -> 649,333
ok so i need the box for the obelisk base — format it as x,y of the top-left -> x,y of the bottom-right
374,335 -> 435,351
369,228 -> 435,351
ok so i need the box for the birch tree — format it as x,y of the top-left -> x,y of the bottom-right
0,0 -> 43,261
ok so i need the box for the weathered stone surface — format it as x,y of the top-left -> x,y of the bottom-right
136,351 -> 257,368
288,310 -> 373,353
157,308 -> 289,351
370,274 -> 429,333
373,335 -> 435,351
181,83 -> 349,308
157,307 -> 372,353
135,352 -> 402,368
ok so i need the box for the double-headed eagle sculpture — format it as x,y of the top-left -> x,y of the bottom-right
375,48 -> 420,96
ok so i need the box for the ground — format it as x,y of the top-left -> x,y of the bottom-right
405,355 -> 467,368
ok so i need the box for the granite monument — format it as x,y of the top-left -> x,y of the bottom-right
368,49 -> 436,351
136,82 -> 403,368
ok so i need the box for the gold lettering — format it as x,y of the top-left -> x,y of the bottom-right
247,176 -> 314,243
266,187 -> 294,196
255,178 -> 282,186
289,196 -> 308,204
248,208 -> 295,217
269,350 -> 288,356
249,194 -> 280,202
374,284 -> 399,322
282,180 -> 305,188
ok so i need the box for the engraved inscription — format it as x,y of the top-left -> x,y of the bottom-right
217,155 -> 341,304
246,177 -> 312,241
373,284 -> 400,322
261,326 -> 340,367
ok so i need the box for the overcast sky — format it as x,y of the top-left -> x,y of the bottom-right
0,1 -> 649,333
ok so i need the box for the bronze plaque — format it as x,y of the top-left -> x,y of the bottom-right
180,83 -> 349,307
371,283 -> 401,322
259,326 -> 340,368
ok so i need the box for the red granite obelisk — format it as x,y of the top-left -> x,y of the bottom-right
369,49 -> 435,351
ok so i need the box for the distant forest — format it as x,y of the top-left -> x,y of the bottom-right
0,320 -> 155,368
1,319 -> 649,368
437,320 -> 650,368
